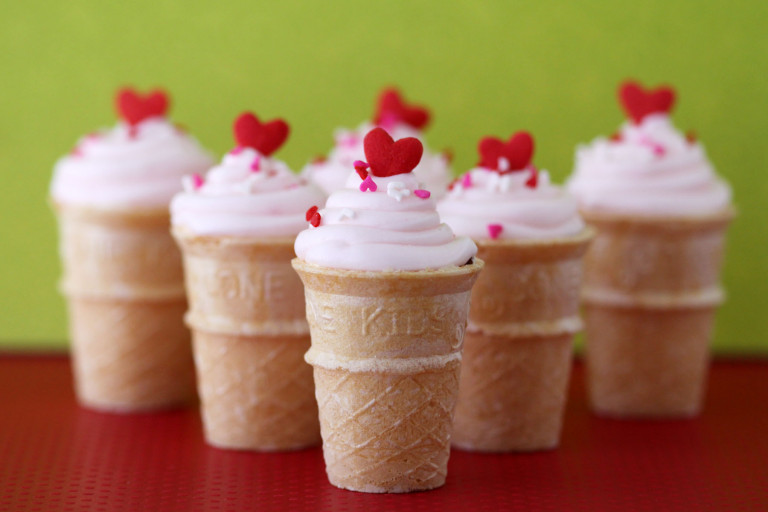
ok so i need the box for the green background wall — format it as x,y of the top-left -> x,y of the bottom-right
1,1 -> 766,352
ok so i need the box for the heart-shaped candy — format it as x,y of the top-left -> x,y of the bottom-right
373,88 -> 430,130
115,88 -> 169,126
619,81 -> 676,124
477,132 -> 534,173
233,112 -> 290,156
363,127 -> 423,177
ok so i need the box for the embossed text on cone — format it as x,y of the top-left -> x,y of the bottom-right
581,210 -> 733,417
56,204 -> 196,412
292,258 -> 483,493
452,230 -> 592,452
174,231 -> 320,451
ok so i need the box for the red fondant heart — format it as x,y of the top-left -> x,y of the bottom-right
363,127 -> 423,177
233,112 -> 290,156
373,88 -> 430,130
619,81 -> 676,124
115,88 -> 169,126
477,132 -> 534,173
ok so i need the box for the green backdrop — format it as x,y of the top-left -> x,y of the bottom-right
1,1 -> 766,352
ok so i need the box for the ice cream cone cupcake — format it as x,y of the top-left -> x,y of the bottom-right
568,81 -> 734,417
50,87 -> 214,412
171,112 -> 326,451
438,132 -> 591,451
293,127 -> 482,493
302,87 -> 452,198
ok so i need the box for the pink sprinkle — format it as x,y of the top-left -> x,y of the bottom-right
250,156 -> 261,172
230,146 -> 244,155
360,176 -> 377,192
461,174 -> 473,188
70,146 -> 82,157
191,174 -> 204,190
488,224 -> 503,240
414,189 -> 431,199
340,135 -> 359,148
379,113 -> 398,132
652,144 -> 666,156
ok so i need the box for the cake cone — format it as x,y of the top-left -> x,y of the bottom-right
173,231 -> 320,451
55,204 -> 196,412
452,231 -> 592,452
292,258 -> 483,493
581,210 -> 733,417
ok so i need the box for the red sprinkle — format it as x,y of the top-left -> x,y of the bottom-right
686,131 -> 698,144
309,212 -> 321,227
609,132 -> 623,142
525,168 -> 538,188
305,206 -> 318,221
414,189 -> 431,199
312,154 -> 327,164
354,160 -> 370,180
488,224 -> 503,240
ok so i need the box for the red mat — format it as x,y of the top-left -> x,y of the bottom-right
1,355 -> 766,511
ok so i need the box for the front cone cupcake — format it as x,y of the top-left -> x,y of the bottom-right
293,127 -> 482,493
438,132 -> 591,451
50,87 -> 214,412
568,81 -> 734,417
171,112 -> 325,450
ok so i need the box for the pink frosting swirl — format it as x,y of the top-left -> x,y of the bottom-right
171,147 -> 326,237
302,122 -> 452,198
438,168 -> 585,240
51,119 -> 214,209
568,114 -> 731,216
294,172 -> 477,271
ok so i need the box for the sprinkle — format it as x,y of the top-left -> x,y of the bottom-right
250,155 -> 261,172
339,208 -> 356,220
339,134 -> 359,148
70,146 -> 82,157
414,189 -> 431,199
442,148 -> 454,163
525,168 -> 538,188
387,181 -> 411,202
86,132 -> 100,140
354,160 -> 370,180
686,131 -> 698,144
182,173 -> 204,193
305,206 -> 322,227
312,155 -> 327,164
230,146 -> 244,155
498,175 -> 513,193
461,174 -> 472,188
360,175 -> 377,192
497,157 -> 510,173
609,132 -> 622,142
379,112 -> 398,131
488,224 -> 503,240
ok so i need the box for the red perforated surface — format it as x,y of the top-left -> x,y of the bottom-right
1,355 -> 767,511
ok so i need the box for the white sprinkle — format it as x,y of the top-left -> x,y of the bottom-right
498,157 -> 510,172
339,208 -> 356,220
387,181 -> 411,202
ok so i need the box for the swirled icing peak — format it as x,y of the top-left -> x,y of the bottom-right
51,87 -> 214,209
294,128 -> 477,271
171,112 -> 325,238
438,132 -> 585,241
568,82 -> 731,216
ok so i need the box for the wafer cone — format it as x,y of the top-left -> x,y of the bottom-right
55,204 -> 195,412
173,231 -> 320,451
452,231 -> 592,452
581,209 -> 733,417
292,258 -> 483,493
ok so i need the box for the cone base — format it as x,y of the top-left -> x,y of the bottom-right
585,303 -> 714,418
193,331 -> 321,451
452,333 -> 572,452
313,364 -> 460,494
68,298 -> 196,413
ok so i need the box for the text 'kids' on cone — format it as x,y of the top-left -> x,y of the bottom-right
438,131 -> 592,451
568,81 -> 734,417
293,127 -> 483,493
172,112 -> 326,450
50,88 -> 213,412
